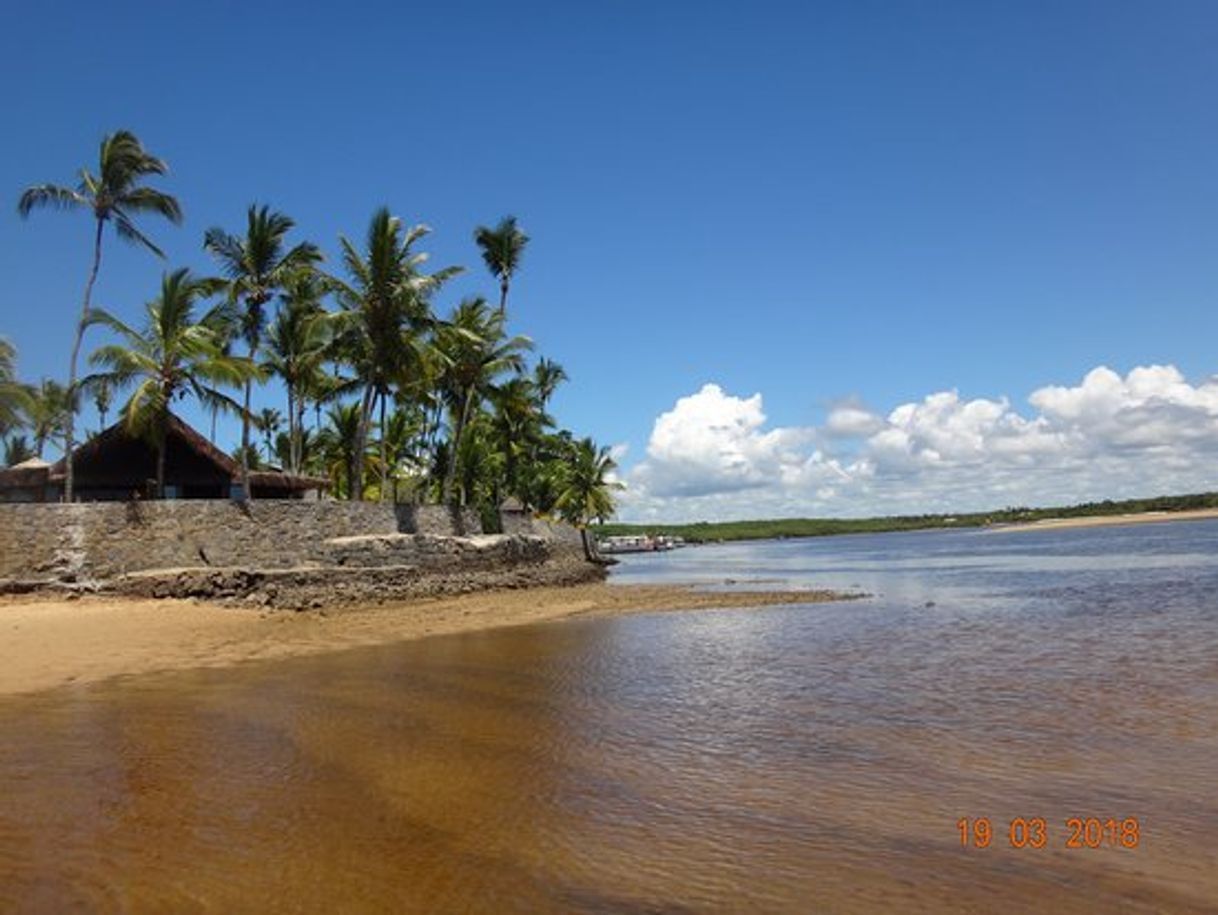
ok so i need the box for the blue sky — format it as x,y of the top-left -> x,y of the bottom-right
3,1 -> 1217,519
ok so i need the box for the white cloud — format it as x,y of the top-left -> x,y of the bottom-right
630,384 -> 813,498
616,364 -> 1218,522
824,403 -> 886,438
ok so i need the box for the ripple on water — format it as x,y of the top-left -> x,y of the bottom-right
2,522 -> 1218,912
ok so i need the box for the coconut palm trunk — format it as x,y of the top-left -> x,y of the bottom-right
62,218 -> 104,501
379,391 -> 389,502
296,399 -> 308,473
240,357 -> 254,500
442,390 -> 474,505
289,392 -> 303,475
351,384 -> 376,501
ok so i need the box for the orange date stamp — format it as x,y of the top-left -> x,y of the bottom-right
957,817 -> 1140,849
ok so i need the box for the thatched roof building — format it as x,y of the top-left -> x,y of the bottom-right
0,414 -> 328,503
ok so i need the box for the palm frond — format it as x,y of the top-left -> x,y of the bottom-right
113,211 -> 165,256
16,184 -> 86,217
202,228 -> 246,276
84,307 -> 142,344
119,187 -> 183,224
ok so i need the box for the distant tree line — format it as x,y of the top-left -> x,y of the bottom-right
594,492 -> 1218,543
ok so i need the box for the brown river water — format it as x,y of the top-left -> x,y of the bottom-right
2,522 -> 1217,913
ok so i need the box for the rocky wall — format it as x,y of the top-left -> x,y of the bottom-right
0,500 -> 487,581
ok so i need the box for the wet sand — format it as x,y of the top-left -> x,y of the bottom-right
987,507 -> 1218,533
0,583 -> 840,696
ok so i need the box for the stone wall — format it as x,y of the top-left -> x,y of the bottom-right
394,504 -> 482,537
0,500 -> 488,581
112,537 -> 601,609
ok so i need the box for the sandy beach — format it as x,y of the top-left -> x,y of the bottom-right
987,507 -> 1218,533
0,583 -> 838,696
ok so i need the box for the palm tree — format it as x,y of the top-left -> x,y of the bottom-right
331,207 -> 460,501
4,435 -> 34,467
452,412 -> 503,518
264,270 -> 332,473
93,378 -> 112,434
410,343 -> 450,476
316,401 -> 365,499
84,268 -> 255,498
257,408 -> 282,462
490,375 -> 544,506
377,404 -> 426,502
473,216 -> 529,315
554,437 -> 623,559
27,380 -> 72,459
527,428 -> 576,515
204,205 -> 321,500
0,338 -> 34,439
274,427 -> 322,478
533,357 -> 568,407
436,298 -> 532,504
17,130 -> 182,500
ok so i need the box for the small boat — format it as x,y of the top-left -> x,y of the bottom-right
597,535 -> 674,555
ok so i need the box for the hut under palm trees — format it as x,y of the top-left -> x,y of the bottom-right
0,413 -> 327,503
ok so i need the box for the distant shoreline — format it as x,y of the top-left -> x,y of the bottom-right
597,492 -> 1218,544
983,507 -> 1218,533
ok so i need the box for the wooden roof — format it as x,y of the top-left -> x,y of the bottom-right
46,413 -> 239,481
1,413 -> 327,493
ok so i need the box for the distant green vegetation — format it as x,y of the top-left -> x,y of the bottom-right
593,492 -> 1218,543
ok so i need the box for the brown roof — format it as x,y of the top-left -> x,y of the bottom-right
0,413 -> 328,494
47,413 -> 239,481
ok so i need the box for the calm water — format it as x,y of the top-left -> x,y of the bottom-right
2,521 -> 1217,913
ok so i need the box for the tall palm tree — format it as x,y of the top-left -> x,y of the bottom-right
17,130 -> 182,500
436,298 -> 532,504
204,205 -> 321,500
554,437 -> 623,559
84,268 -> 255,498
264,270 -> 332,473
473,216 -> 529,316
331,207 -> 460,501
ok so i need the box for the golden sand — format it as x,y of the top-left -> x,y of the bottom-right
0,583 -> 837,696
986,507 -> 1218,533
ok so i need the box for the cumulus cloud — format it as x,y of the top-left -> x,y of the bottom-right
824,401 -> 887,438
617,365 -> 1218,522
631,384 -> 813,498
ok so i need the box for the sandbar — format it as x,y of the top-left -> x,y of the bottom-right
0,583 -> 840,696
986,507 -> 1218,533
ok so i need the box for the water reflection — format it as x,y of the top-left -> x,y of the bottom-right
1,521 -> 1217,911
